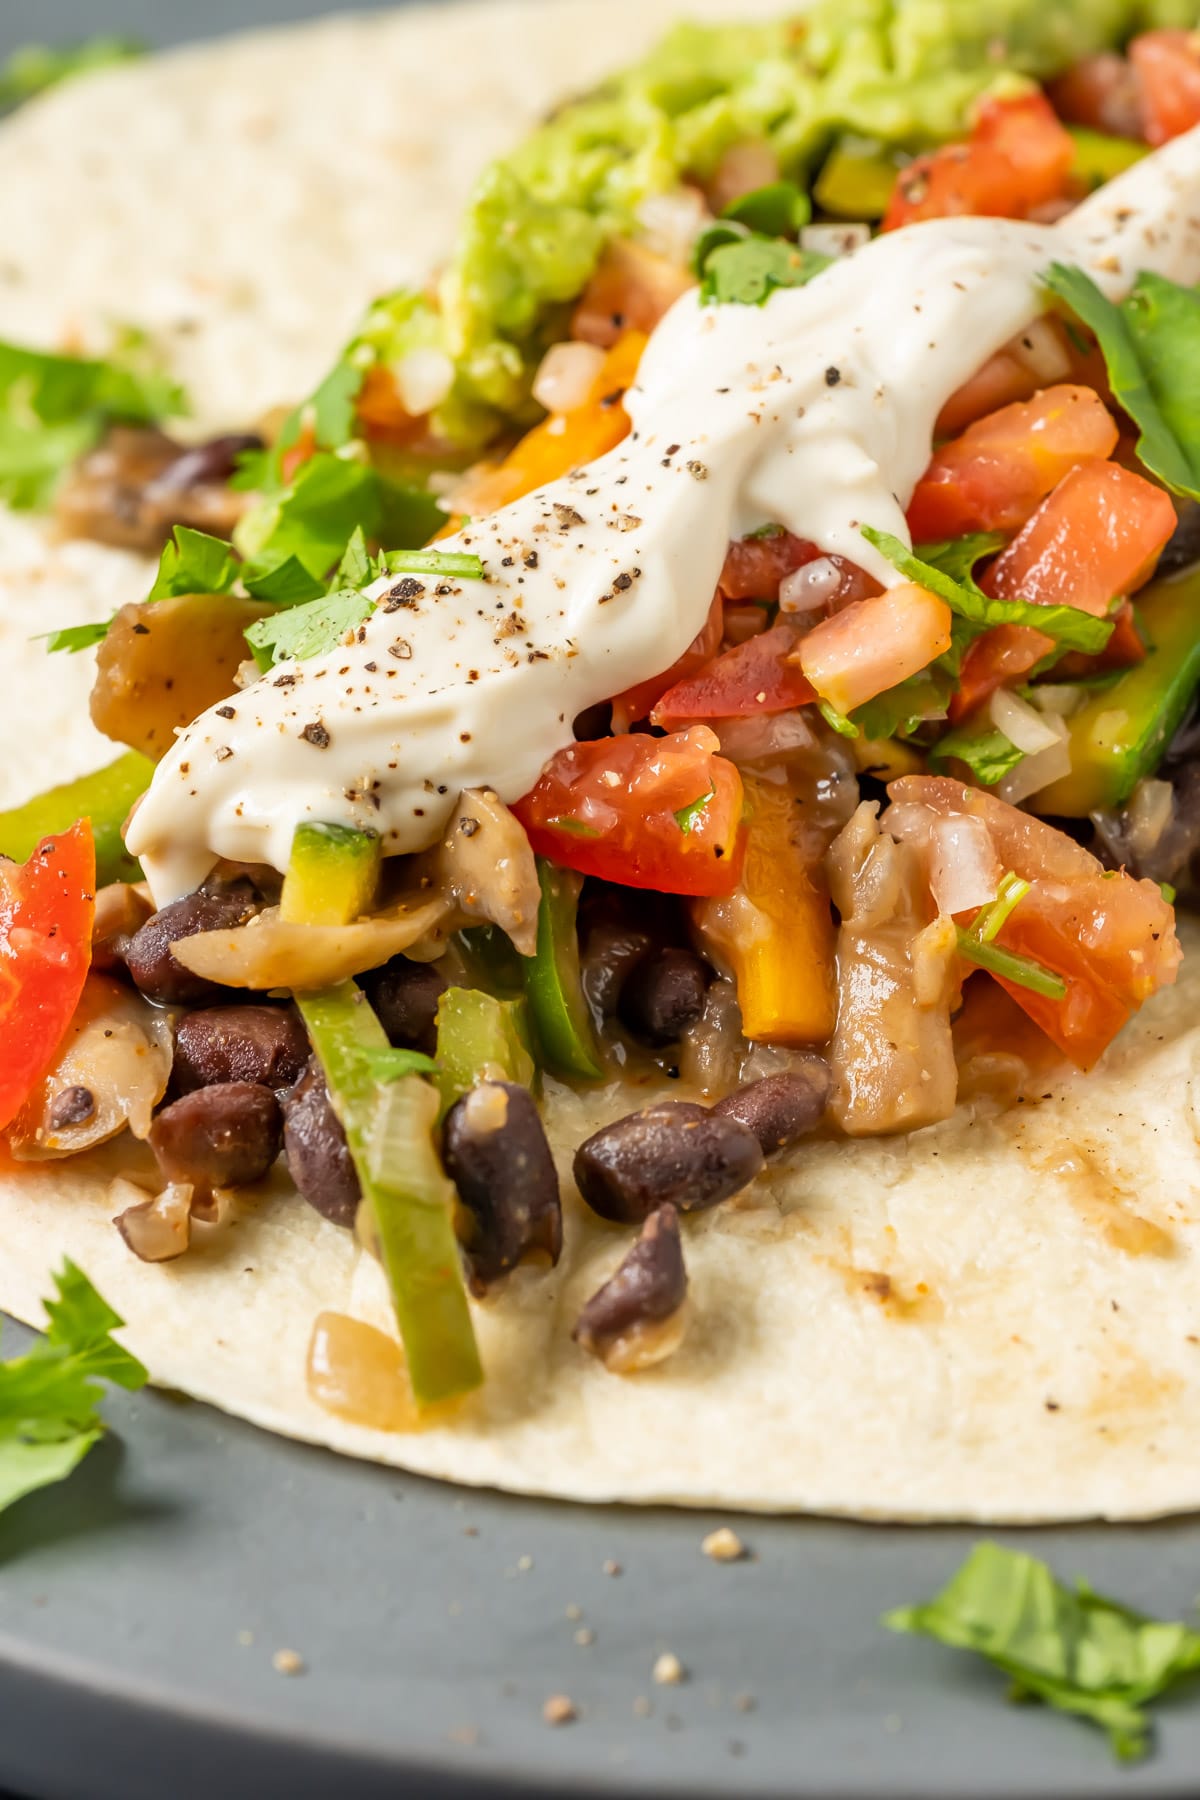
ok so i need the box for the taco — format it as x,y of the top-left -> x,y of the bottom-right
1,0 -> 1200,1520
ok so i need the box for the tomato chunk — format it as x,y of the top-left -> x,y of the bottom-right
799,584 -> 952,716
907,385 -> 1118,542
611,595 -> 723,732
513,727 -> 745,897
572,240 -> 694,349
1048,52 -> 1147,139
0,822 -> 95,1134
952,460 -> 1176,717
888,775 -> 1180,1067
882,94 -> 1074,232
718,530 -> 818,601
652,624 -> 815,724
1130,29 -> 1200,146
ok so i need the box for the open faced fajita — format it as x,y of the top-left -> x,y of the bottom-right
2,0 -> 1200,1522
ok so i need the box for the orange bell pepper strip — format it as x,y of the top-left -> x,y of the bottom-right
0,821 -> 95,1133
691,773 -> 836,1045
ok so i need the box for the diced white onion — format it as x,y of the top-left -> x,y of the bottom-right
780,556 -> 842,614
929,816 -> 1001,918
708,141 -> 780,212
1008,315 -> 1071,385
636,187 -> 711,265
532,341 -> 606,414
989,686 -> 1064,755
394,347 -> 455,416
995,715 -> 1072,804
1125,777 -> 1174,860
800,223 -> 871,260
1024,682 -> 1087,720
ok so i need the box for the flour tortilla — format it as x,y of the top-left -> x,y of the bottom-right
2,4 -> 1200,1522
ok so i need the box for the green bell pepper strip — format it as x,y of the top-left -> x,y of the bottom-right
1067,126 -> 1148,191
813,135 -> 906,220
280,822 -> 381,926
522,860 -> 603,1081
434,987 -> 536,1114
297,982 -> 482,1407
0,750 -> 152,885
1032,569 -> 1200,818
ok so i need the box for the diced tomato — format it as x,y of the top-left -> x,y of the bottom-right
888,775 -> 1180,1067
907,385 -> 1118,541
1054,597 -> 1147,680
1130,29 -> 1200,146
951,460 -> 1176,718
882,94 -> 1074,232
799,583 -> 953,715
1047,52 -> 1147,139
652,624 -> 815,725
718,530 -> 818,600
572,240 -> 694,349
610,594 -> 724,731
513,727 -> 745,897
0,822 -> 95,1134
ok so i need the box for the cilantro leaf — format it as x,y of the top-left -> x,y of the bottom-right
332,526 -> 385,593
0,1259 -> 147,1515
146,526 -> 239,601
244,588 -> 375,670
885,1542 -> 1200,1763
930,721 -> 1025,785
235,452 -> 446,587
864,527 -> 1113,657
674,785 -> 715,833
242,556 -> 326,607
357,1046 -> 438,1085
913,532 -> 1008,585
850,669 -> 954,741
0,337 -> 185,511
41,620 -> 111,655
1044,263 -> 1200,501
699,237 -> 832,307
0,37 -> 143,111
722,180 -> 811,237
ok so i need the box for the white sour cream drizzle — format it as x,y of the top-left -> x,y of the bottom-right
130,127 -> 1200,903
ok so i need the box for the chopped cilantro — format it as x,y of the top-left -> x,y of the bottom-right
955,931 -> 1066,999
235,450 -> 446,587
850,670 -> 953,741
817,698 -> 859,738
913,532 -> 1007,585
674,784 -> 716,832
41,620 -> 110,656
389,548 -> 485,580
0,1260 -> 146,1516
930,721 -> 1025,786
1044,263 -> 1200,501
721,179 -> 810,237
548,817 -> 602,839
244,588 -> 375,671
698,235 -> 832,307
965,871 -> 1032,944
146,525 -> 239,601
0,37 -> 143,111
885,1542 -> 1200,1763
242,557 -> 326,607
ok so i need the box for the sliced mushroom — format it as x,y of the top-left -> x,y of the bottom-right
111,1176 -> 194,1263
573,1205 -> 688,1374
91,881 -> 154,973
170,895 -> 451,991
8,975 -> 173,1160
418,788 -> 541,957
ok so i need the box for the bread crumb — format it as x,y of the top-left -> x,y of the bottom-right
236,1629 -> 254,1647
565,1602 -> 583,1620
653,1652 -> 686,1686
603,1559 -> 623,1577
633,1695 -> 653,1718
543,1694 -> 577,1727
733,1692 -> 757,1713
272,1648 -> 305,1676
517,1554 -> 534,1572
701,1527 -> 746,1562
574,1627 -> 595,1647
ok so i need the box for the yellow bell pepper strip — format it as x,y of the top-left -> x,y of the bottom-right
0,751 -> 151,886
1067,125 -> 1148,189
814,135 -> 908,220
1033,568 -> 1200,817
433,986 -> 537,1114
297,982 -> 482,1407
691,774 -> 836,1045
280,823 -> 382,926
522,860 -> 603,1080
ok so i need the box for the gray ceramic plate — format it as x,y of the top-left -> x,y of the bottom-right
5,4 -> 1200,1796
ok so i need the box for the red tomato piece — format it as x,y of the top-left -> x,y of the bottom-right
652,624 -> 815,725
1130,29 -> 1200,146
888,775 -> 1180,1067
950,460 -> 1176,718
907,385 -> 1118,541
1054,597 -> 1147,679
0,822 -> 95,1133
610,594 -> 724,732
513,727 -> 745,897
882,94 -> 1074,232
718,531 -> 819,600
799,584 -> 953,715
1047,52 -> 1147,139
571,239 -> 695,349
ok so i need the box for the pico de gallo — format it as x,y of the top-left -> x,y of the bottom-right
3,11 -> 1200,1404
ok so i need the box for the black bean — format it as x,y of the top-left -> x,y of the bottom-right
48,1085 -> 95,1130
173,1004 -> 309,1094
581,921 -> 653,1018
574,1100 -> 763,1224
359,956 -> 447,1055
150,1082 -> 282,1190
280,1058 -> 361,1228
126,886 -> 259,1007
443,1081 -> 561,1293
712,1062 -> 831,1158
618,946 -> 709,1045
574,1204 -> 687,1364
148,432 -> 264,495
1157,497 -> 1200,578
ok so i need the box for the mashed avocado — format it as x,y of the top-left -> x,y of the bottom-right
375,0 -> 1199,445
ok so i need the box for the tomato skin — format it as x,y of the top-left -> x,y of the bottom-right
0,822 -> 95,1133
652,624 -> 815,724
610,594 -> 724,732
882,94 -> 1074,231
907,385 -> 1118,541
1048,51 -> 1147,139
513,728 -> 745,897
1130,30 -> 1200,146
718,531 -> 819,600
